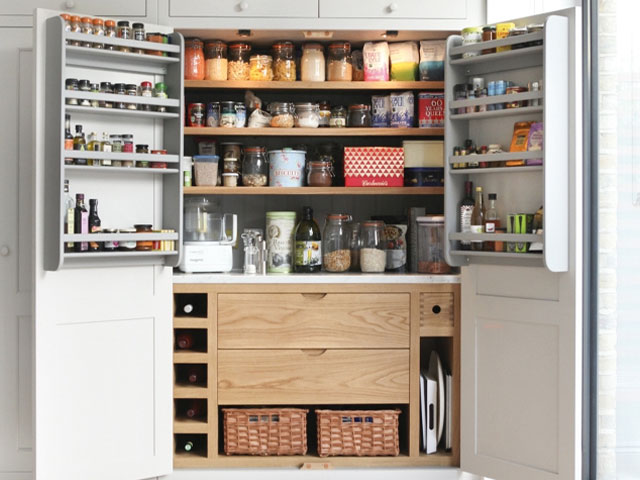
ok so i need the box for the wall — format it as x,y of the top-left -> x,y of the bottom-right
486,0 -> 580,23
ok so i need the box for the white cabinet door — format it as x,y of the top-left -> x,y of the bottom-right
169,0 -> 318,18
0,26 -> 34,479
32,10 -> 173,480
1,0 -> 146,17
319,0 -> 466,19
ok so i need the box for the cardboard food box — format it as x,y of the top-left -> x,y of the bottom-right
344,147 -> 404,187
418,91 -> 445,128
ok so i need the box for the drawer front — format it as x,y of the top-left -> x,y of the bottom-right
218,293 -> 409,349
218,349 -> 409,404
419,292 -> 454,334
9,0 -> 146,17
169,0 -> 318,18
319,0 -> 466,19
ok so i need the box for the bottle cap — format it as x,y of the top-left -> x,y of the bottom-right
489,193 -> 497,200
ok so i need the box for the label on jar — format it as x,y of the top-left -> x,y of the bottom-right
266,216 -> 295,273
295,241 -> 322,267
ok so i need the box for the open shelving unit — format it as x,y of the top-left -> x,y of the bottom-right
184,127 -> 443,137
185,80 -> 444,91
183,186 -> 443,195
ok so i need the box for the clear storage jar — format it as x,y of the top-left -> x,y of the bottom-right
249,54 -> 274,81
294,103 -> 320,128
416,215 -> 451,274
323,213 -> 352,272
228,43 -> 251,80
205,40 -> 228,80
306,160 -> 333,187
347,104 -> 371,127
272,41 -> 296,81
268,102 -> 295,128
242,146 -> 268,187
301,43 -> 325,82
185,38 -> 205,80
359,221 -> 386,273
327,42 -> 352,81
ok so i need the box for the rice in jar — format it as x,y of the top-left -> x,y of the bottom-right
327,42 -> 352,81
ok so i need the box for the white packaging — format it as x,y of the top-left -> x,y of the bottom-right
402,140 -> 444,168
389,42 -> 419,81
363,41 -> 389,81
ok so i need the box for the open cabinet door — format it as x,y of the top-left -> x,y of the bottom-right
448,8 -> 582,480
32,9 -> 178,480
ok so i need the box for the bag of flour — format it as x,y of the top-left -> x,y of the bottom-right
389,42 -> 419,81
363,41 -> 389,81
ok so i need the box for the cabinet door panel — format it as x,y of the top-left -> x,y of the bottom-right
2,0 -> 147,17
169,0 -> 318,18
319,0 -> 466,19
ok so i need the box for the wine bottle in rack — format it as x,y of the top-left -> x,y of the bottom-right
184,399 -> 206,419
178,365 -> 206,385
176,332 -> 194,350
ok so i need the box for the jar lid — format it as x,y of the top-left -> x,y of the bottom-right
65,78 -> 78,85
308,160 -> 332,167
109,134 -> 122,139
303,43 -> 324,50
189,102 -> 205,107
295,102 -> 319,110
135,144 -> 149,148
134,224 -> 152,229
223,157 -> 238,162
266,211 -> 296,218
117,20 -> 130,27
461,26 -> 482,34
362,220 -> 384,227
348,104 -> 370,110
119,228 -> 137,233
222,173 -> 239,177
229,42 -> 251,50
244,146 -> 265,153
268,149 -> 306,155
132,23 -> 144,28
488,143 -> 502,149
326,213 -> 351,221
81,17 -> 92,23
186,38 -> 204,46
125,83 -> 137,89
250,54 -> 272,61
92,18 -> 104,25
273,41 -> 294,49
121,134 -> 134,140
508,27 -> 528,35
151,149 -> 167,154
205,40 -> 227,47
416,215 -> 445,224
329,41 -> 351,50
527,23 -> 544,32
79,79 -> 90,86
482,26 -> 493,32
105,20 -> 116,27
220,101 -> 235,108
60,13 -> 71,20
193,155 -> 219,162
141,81 -> 152,88
154,82 -> 166,90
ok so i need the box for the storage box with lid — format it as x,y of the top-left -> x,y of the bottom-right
402,140 -> 444,186
343,147 -> 404,187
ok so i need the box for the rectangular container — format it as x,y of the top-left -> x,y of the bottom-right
418,91 -> 445,128
344,147 -> 404,187
402,140 -> 443,168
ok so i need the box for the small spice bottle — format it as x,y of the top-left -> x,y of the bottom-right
65,78 -> 78,105
132,23 -> 145,53
223,158 -> 239,174
80,17 -> 93,48
78,79 -> 91,106
125,84 -> 138,110
102,228 -> 119,251
154,82 -> 168,112
136,144 -> 149,168
318,101 -> 331,127
134,224 -> 153,251
140,81 -> 153,111
117,21 -> 132,52
69,16 -> 82,46
118,228 -> 137,250
104,20 -> 116,50
92,18 -> 105,49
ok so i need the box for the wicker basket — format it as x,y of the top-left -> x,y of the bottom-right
316,409 -> 401,457
223,408 -> 308,456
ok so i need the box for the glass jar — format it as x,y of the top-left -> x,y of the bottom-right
90,83 -> 100,108
508,27 -> 529,49
109,134 -> 123,153
80,17 -> 93,47
185,38 -> 205,80
104,20 -> 116,50
111,82 -> 124,109
205,40 -> 228,80
228,43 -> 251,80
154,82 -> 168,112
219,101 -> 237,128
416,215 -> 450,274
60,13 -> 71,43
461,27 -> 482,58
359,221 -> 386,273
318,101 -> 331,127
327,42 -> 352,81
78,79 -> 91,106
268,102 -> 295,128
323,214 -> 352,272
481,26 -> 496,54
223,157 -> 239,174
222,173 -> 239,187
140,81 -> 152,111
65,78 -> 78,105
146,32 -> 164,56
92,18 -> 104,49
102,228 -> 119,251
249,54 -> 274,81
242,146 -> 268,186
122,134 -> 134,156
349,222 -> 361,271
294,103 -> 320,128
329,105 -> 347,128
136,144 -> 149,168
125,83 -> 138,110
69,16 -> 82,46
132,23 -> 145,53
118,228 -> 137,250
307,160 -> 333,187
301,43 -> 325,82
347,104 -> 371,127
272,41 -> 296,81
134,224 -> 153,251
117,21 -> 131,52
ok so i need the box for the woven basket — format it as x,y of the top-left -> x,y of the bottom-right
316,409 -> 401,457
223,408 -> 308,456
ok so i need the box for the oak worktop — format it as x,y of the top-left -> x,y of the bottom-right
173,272 -> 461,284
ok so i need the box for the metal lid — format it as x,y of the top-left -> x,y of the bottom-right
266,211 -> 297,218
416,215 -> 445,224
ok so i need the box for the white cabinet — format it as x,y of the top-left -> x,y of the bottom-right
319,0 -> 467,19
168,0 -> 318,18
1,0 -> 147,17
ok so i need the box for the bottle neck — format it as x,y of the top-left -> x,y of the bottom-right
475,191 -> 483,207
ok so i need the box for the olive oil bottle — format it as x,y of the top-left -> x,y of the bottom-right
294,206 -> 321,273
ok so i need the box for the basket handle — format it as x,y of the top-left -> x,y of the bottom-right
301,293 -> 327,300
300,348 -> 327,356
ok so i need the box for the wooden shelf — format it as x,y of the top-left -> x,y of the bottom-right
174,385 -> 209,399
185,80 -> 444,91
184,186 -> 443,195
174,352 -> 209,363
174,418 -> 209,434
184,127 -> 444,137
174,317 -> 209,329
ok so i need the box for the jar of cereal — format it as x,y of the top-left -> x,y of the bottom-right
323,213 -> 352,272
272,41 -> 296,81
249,54 -> 274,81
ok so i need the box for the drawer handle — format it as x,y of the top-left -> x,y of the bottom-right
387,2 -> 398,12
301,349 -> 327,357
432,305 -> 441,315
183,304 -> 194,314
238,1 -> 249,11
301,293 -> 327,300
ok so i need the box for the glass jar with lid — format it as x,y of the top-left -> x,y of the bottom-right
185,38 -> 205,80
416,215 -> 451,274
329,105 -> 347,128
69,16 -> 82,46
322,213 -> 352,272
80,17 -> 93,47
117,21 -> 131,52
307,159 -> 333,187
60,13 -> 72,42
301,43 -> 325,82
228,43 -> 251,80
154,82 -> 168,111
294,103 -> 320,128
318,101 -> 331,127
205,40 -> 228,80
347,104 -> 371,127
272,41 -> 296,81
327,42 -> 352,81
249,54 -> 274,81
65,78 -> 78,105
92,18 -> 104,49
268,102 -> 295,128
132,23 -> 145,54
359,221 -> 386,273
104,20 -> 116,50
242,146 -> 268,187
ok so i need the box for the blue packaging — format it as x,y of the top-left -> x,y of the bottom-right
494,80 -> 506,110
206,102 -> 220,127
390,91 -> 415,128
371,95 -> 391,127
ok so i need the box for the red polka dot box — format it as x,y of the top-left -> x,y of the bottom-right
343,147 -> 404,187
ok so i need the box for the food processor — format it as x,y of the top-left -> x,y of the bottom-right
180,197 -> 237,273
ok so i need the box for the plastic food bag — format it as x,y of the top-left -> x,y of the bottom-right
363,41 -> 389,81
244,90 -> 262,113
351,50 -> 364,81
383,224 -> 407,272
526,122 -> 543,165
389,42 -> 419,81
419,40 -> 445,81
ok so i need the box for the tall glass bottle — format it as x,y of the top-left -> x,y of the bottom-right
88,199 -> 101,252
87,132 -> 100,166
484,193 -> 500,251
64,114 -> 74,165
73,193 -> 88,252
73,125 -> 87,165
470,186 -> 485,251
63,180 -> 74,253
458,181 -> 474,250
294,206 -> 322,273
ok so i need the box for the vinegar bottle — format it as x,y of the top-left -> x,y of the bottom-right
470,186 -> 485,251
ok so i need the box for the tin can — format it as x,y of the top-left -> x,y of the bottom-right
514,213 -> 529,253
235,103 -> 246,128
418,91 -> 444,127
187,103 -> 205,127
206,102 -> 220,127
266,211 -> 296,274
371,95 -> 391,127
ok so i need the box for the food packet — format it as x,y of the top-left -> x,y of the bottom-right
383,224 -> 407,272
526,122 -> 544,165
507,121 -> 533,166
244,90 -> 262,113
363,41 -> 390,81
389,42 -> 419,81
419,40 -> 445,81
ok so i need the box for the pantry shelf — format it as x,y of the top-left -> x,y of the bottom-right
174,352 -> 209,363
65,165 -> 180,174
449,31 -> 543,57
184,186 -> 444,195
63,250 -> 178,259
63,232 -> 178,242
173,419 -> 209,435
449,106 -> 543,121
449,232 -> 542,242
449,45 -> 543,67
184,80 -> 445,91
174,385 -> 209,399
447,151 -> 543,165
183,127 -> 444,137
64,151 -> 180,163
449,250 -> 543,260
448,165 -> 542,174
65,32 -> 180,54
66,45 -> 180,75
66,105 -> 180,119
449,90 -> 543,110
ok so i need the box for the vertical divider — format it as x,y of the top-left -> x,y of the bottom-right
208,287 -> 219,460
409,287 -> 421,457
451,283 -> 461,465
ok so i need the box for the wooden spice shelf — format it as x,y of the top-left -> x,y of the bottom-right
184,127 -> 444,137
185,80 -> 444,91
184,186 -> 444,196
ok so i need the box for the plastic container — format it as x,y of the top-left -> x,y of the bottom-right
193,155 -> 220,186
416,215 -> 451,274
323,214 -> 352,272
268,149 -> 306,187
359,221 -> 386,273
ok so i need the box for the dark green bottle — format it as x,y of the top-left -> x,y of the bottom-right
294,206 -> 321,273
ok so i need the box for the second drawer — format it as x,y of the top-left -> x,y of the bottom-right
218,349 -> 409,404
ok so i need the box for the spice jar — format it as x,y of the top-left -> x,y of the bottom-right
102,228 -> 119,251
307,160 -> 333,187
117,21 -> 132,52
125,84 -> 138,110
134,224 -> 153,251
61,13 -> 72,42
78,79 -> 91,106
223,157 -> 239,174
416,215 -> 450,273
228,43 -> 251,80
80,17 -> 93,47
122,134 -> 134,153
132,23 -> 145,53
301,43 -> 325,82
118,228 -> 137,250
329,105 -> 347,128
151,149 -> 168,168
318,101 -> 331,127
220,101 -> 238,128
205,40 -> 228,80
327,42 -> 352,81
323,213 -> 352,272
359,221 -> 386,273
104,20 -> 116,50
90,83 -> 100,108
65,78 -> 78,105
69,16 -> 82,46
92,18 -> 104,49
109,134 -> 123,153
154,82 -> 168,112
347,104 -> 371,127
294,103 -> 320,128
272,41 -> 296,81
461,27 -> 482,58
268,102 -> 295,128
242,146 -> 268,186
481,26 -> 496,54
146,32 -> 164,55
249,54 -> 274,81
98,82 -> 113,108
185,38 -> 205,80
509,27 -> 529,49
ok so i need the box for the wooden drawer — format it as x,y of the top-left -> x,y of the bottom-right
169,0 -> 318,18
319,0 -> 466,19
218,293 -> 409,349
419,292 -> 455,336
218,349 -> 409,404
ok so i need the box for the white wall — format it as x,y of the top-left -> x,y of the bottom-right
486,0 -> 580,23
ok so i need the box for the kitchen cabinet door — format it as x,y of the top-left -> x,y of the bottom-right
168,0 -> 318,18
319,0 -> 466,19
1,0 -> 147,17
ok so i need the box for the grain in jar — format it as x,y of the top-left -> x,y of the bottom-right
323,213 -> 352,272
359,221 -> 386,273
327,42 -> 352,81
266,211 -> 296,273
205,40 -> 228,80
272,41 -> 296,81
301,43 -> 325,82
249,55 -> 274,81
268,102 -> 295,128
228,43 -> 251,81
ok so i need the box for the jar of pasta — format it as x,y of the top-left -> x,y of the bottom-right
185,38 -> 205,80
327,42 -> 352,81
228,43 -> 251,81
205,40 -> 228,81
272,41 -> 296,81
249,55 -> 274,81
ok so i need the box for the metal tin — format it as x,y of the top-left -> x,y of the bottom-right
206,102 -> 220,127
266,211 -> 296,273
188,103 -> 205,127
